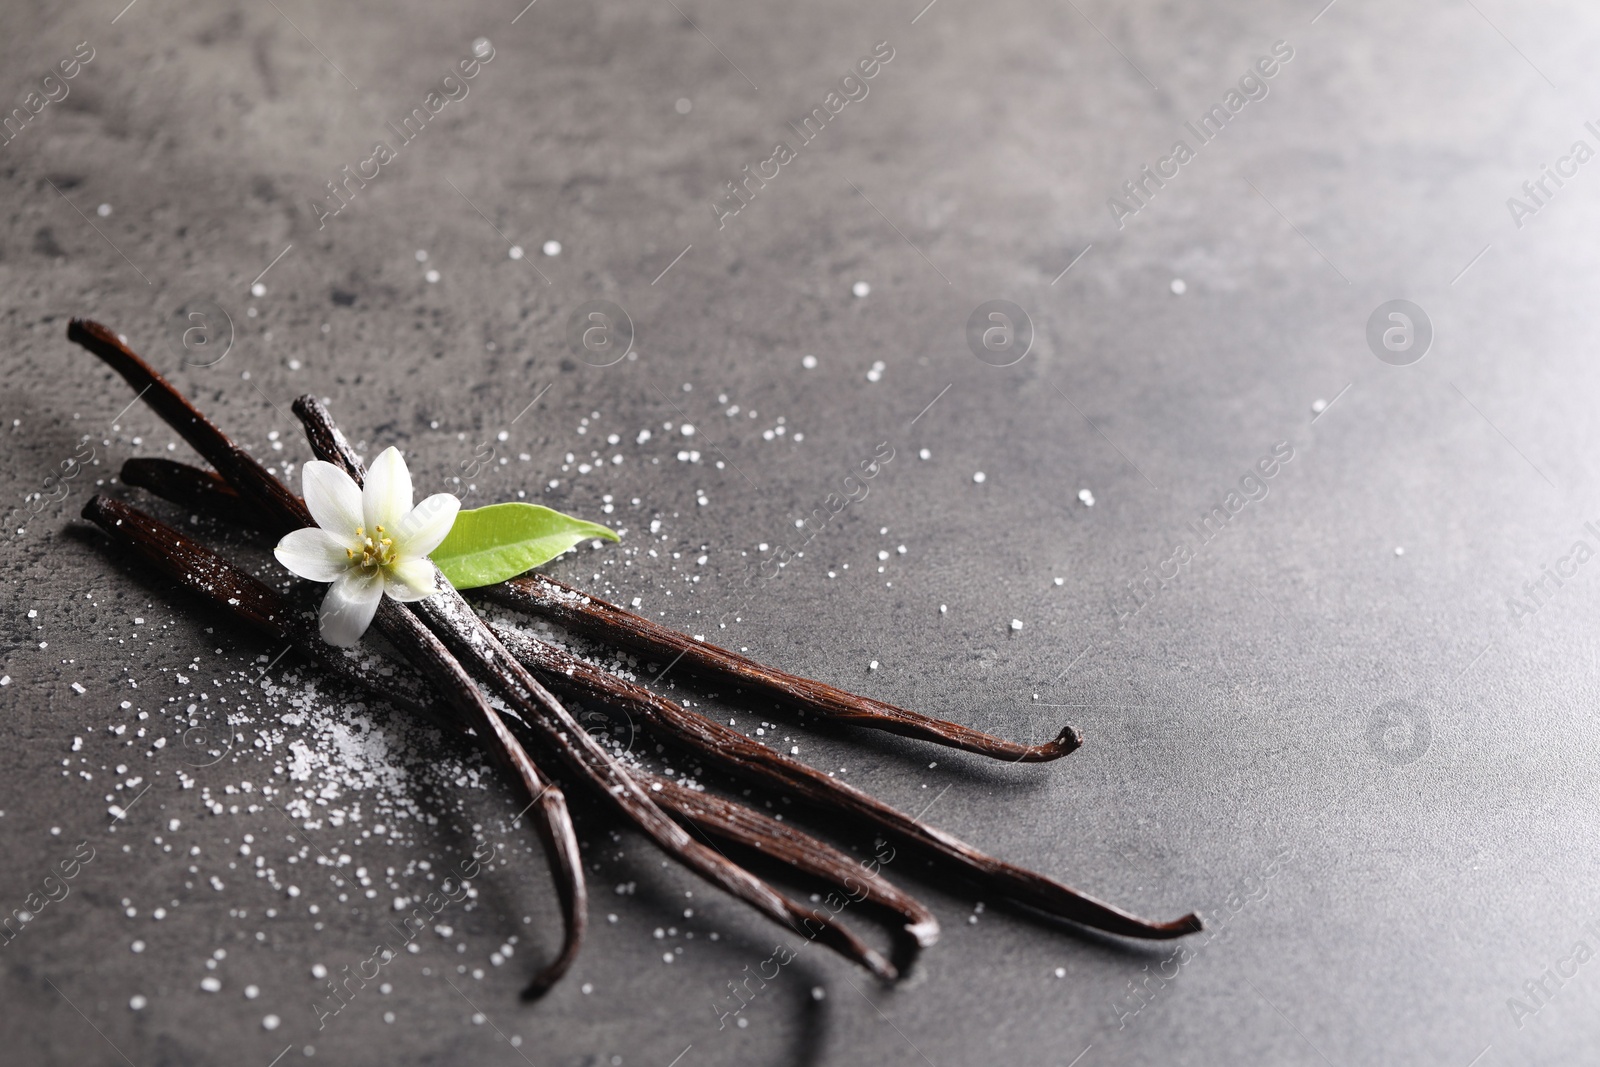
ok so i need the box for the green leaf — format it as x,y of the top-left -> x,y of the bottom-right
430,502 -> 618,589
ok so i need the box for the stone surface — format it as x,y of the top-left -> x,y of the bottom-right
4,0 -> 1600,1064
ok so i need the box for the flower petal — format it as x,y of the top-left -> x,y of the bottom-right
384,558 -> 440,602
394,493 -> 461,558
302,461 -> 364,537
274,527 -> 352,583
363,447 -> 413,534
318,570 -> 384,647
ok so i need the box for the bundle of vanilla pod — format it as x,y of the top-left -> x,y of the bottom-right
69,318 -> 1199,997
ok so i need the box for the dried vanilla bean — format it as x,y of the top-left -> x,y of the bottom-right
359,603 -> 590,1000
121,456 -> 252,520
636,772 -> 939,950
78,493 -> 589,998
486,624 -> 1201,939
81,494 -> 423,712
70,319 -> 308,537
483,573 -> 1079,763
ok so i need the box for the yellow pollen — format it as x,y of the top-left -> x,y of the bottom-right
350,524 -> 398,570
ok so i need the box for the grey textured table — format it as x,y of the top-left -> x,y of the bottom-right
5,0 -> 1600,1064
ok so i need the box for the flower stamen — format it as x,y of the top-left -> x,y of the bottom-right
350,523 -> 399,570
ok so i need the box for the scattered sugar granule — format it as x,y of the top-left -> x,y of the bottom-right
852,281 -> 870,297
973,472 -> 986,484
1011,620 -> 1024,632
1078,488 -> 1095,506
1170,278 -> 1187,295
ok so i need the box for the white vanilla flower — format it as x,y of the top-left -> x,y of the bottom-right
273,447 -> 460,647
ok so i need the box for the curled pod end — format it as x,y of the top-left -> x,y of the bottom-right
1017,723 -> 1083,762
1051,724 -> 1084,756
